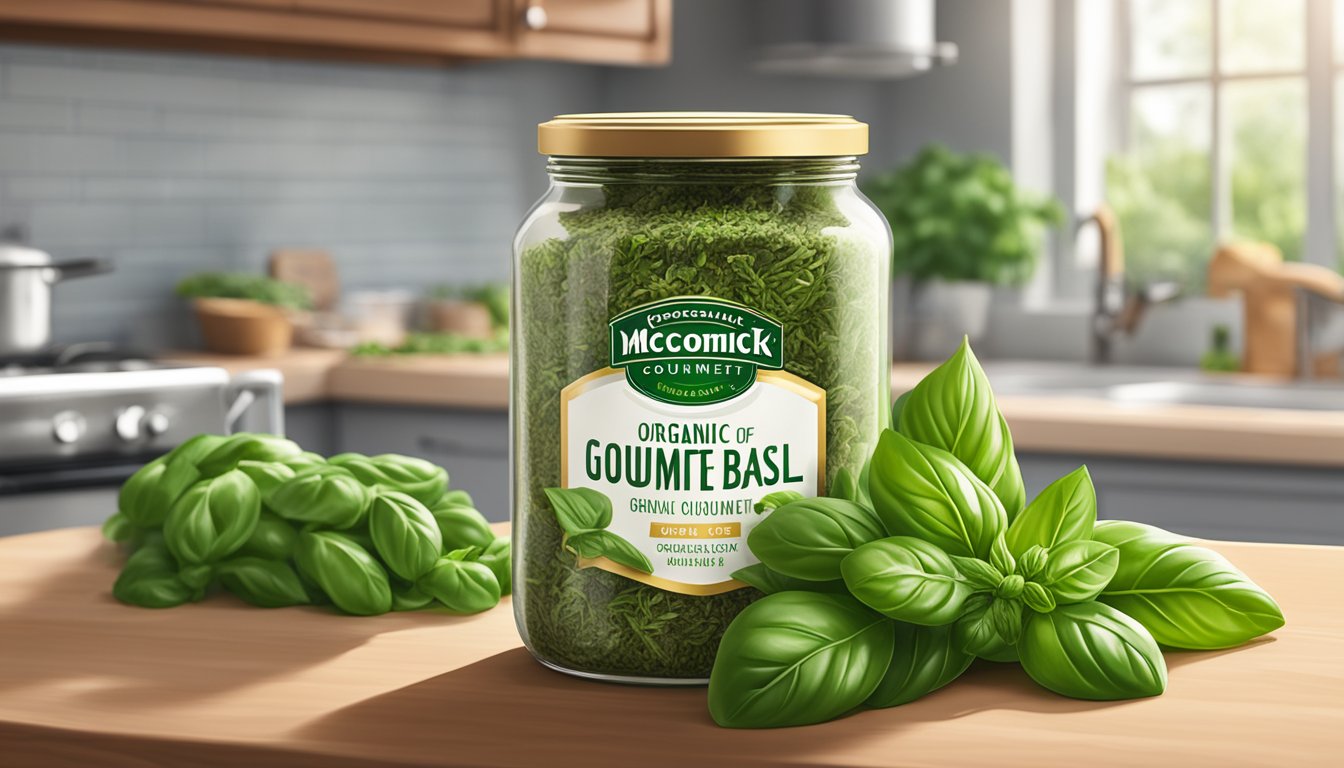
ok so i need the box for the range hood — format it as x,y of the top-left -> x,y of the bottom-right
754,0 -> 957,79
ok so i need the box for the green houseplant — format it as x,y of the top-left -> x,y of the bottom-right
863,145 -> 1063,357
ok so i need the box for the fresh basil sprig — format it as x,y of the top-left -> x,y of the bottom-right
708,340 -> 1285,728
107,441 -> 509,618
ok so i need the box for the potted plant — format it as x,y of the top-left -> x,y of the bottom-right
176,272 -> 312,356
863,144 -> 1063,358
426,283 -> 508,340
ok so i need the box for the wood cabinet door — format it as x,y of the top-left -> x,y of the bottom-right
290,0 -> 498,29
512,0 -> 671,65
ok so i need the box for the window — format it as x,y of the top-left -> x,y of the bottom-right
1107,0 -> 1315,286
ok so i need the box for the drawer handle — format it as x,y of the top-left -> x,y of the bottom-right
417,435 -> 508,459
523,0 -> 548,31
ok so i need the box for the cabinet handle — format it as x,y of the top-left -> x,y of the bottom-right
523,0 -> 548,31
417,435 -> 508,459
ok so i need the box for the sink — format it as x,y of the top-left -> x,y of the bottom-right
975,362 -> 1344,412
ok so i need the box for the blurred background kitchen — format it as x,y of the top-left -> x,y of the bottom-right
1,0 -> 1340,544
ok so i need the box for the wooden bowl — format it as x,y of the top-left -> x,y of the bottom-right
428,299 -> 494,339
193,298 -> 294,356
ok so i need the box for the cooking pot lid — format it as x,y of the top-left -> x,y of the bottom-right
0,244 -> 54,268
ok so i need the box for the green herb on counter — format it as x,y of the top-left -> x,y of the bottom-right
707,339 -> 1284,728
175,272 -> 312,310
350,330 -> 508,357
104,433 -> 507,617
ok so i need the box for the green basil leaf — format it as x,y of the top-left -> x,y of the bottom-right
866,622 -> 973,708
731,563 -> 847,595
477,536 -> 512,595
163,433 -> 229,465
1023,581 -> 1056,613
747,497 -> 887,581
101,511 -> 136,543
567,530 -> 654,574
895,339 -> 1025,517
118,458 -> 172,528
841,536 -> 974,626
178,563 -> 213,597
708,592 -> 895,728
988,596 -> 1024,644
113,542 -> 194,608
868,430 -> 1006,559
238,510 -> 299,560
889,389 -> 912,430
1039,540 -> 1119,604
953,594 -> 1019,662
281,451 -> 327,472
1005,466 -> 1095,556
392,582 -> 436,611
294,531 -> 392,616
542,486 -> 612,534
268,465 -> 371,530
1017,545 -> 1048,580
1019,602 -> 1167,700
1093,520 -> 1285,649
418,557 -> 501,614
430,500 -> 496,551
853,455 -> 875,510
437,489 -> 474,508
235,460 -> 297,498
218,556 -> 310,608
329,453 -> 449,506
444,545 -> 483,561
369,491 -> 443,581
163,470 -> 260,565
989,532 -> 1015,576
828,468 -> 860,504
950,556 -> 1001,591
196,433 -> 302,477
754,490 -> 804,514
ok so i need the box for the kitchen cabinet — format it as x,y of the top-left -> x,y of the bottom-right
0,0 -> 671,66
0,526 -> 1338,766
1019,453 -> 1344,545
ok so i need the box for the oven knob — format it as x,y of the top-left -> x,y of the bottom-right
52,411 -> 86,444
115,405 -> 147,442
145,411 -> 170,437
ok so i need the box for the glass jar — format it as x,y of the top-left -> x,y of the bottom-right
512,113 -> 892,684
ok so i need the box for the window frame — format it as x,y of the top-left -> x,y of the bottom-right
1112,0 -> 1333,271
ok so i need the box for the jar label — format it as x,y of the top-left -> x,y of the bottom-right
560,296 -> 824,595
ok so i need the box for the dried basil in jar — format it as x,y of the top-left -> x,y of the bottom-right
512,113 -> 892,683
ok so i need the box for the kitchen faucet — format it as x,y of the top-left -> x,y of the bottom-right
1081,205 -> 1182,365
1207,241 -> 1344,378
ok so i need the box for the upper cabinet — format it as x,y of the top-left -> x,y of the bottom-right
0,0 -> 671,67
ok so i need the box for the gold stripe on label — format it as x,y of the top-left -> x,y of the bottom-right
649,522 -> 742,539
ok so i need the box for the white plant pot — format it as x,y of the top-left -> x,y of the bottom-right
896,279 -> 993,361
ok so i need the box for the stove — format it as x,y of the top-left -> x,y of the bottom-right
0,346 -> 284,535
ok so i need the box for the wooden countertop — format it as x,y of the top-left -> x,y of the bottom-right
0,526 -> 1339,767
162,349 -> 508,410
160,351 -> 1344,468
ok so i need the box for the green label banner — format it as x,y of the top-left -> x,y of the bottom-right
609,297 -> 785,406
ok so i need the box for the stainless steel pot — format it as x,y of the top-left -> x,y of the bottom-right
0,244 -> 111,356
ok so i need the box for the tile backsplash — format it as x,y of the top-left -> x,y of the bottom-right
0,43 -> 599,349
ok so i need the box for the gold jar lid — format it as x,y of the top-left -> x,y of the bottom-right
537,112 -> 868,158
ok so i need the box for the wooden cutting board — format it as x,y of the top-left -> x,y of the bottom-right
0,526 -> 1340,767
